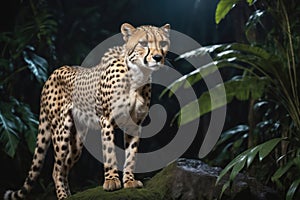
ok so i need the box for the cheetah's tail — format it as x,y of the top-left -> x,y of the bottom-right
4,122 -> 52,200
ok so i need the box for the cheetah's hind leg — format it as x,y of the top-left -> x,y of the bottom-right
52,110 -> 76,199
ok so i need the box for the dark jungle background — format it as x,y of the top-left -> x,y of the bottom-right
1,0 -> 299,199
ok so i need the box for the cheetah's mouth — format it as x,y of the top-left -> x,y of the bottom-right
147,61 -> 164,70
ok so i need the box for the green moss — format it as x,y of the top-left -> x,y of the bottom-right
67,186 -> 158,200
67,163 -> 176,200
145,162 -> 176,199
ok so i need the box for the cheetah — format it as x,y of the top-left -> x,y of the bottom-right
4,23 -> 170,200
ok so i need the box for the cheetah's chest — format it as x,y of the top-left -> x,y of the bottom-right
128,63 -> 151,120
129,90 -> 148,121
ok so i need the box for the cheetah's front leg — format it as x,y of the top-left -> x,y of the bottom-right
100,116 -> 121,191
123,133 -> 143,188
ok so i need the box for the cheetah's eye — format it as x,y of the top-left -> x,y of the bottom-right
139,41 -> 148,47
159,41 -> 169,48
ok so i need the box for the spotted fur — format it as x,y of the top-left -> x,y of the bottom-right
4,23 -> 170,200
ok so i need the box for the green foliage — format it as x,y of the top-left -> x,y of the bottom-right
215,0 -> 255,24
215,0 -> 239,24
0,98 -> 38,157
217,0 -> 299,198
216,138 -> 284,197
287,179 -> 300,200
0,0 -> 57,158
164,43 -> 272,125
23,46 -> 48,84
166,0 -> 300,198
175,75 -> 268,125
207,125 -> 249,166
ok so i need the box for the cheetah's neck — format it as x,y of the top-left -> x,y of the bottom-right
127,61 -> 152,91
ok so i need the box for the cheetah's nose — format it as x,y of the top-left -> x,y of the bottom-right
152,54 -> 163,62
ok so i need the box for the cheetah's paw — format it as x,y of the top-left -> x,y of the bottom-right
103,178 -> 122,191
123,179 -> 143,189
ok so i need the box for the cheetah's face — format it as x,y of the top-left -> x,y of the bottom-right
121,23 -> 170,70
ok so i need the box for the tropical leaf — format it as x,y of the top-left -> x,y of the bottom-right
177,81 -> 226,125
177,43 -> 272,61
230,153 -> 247,181
0,98 -> 38,157
222,43 -> 272,60
175,45 -> 224,61
23,46 -> 48,84
215,0 -> 239,24
161,61 -> 220,98
246,146 -> 260,167
0,126 -> 19,158
215,0 -> 256,24
164,43 -> 276,98
19,11 -> 57,40
15,101 -> 38,154
246,9 -> 265,29
258,138 -> 283,161
216,125 -> 249,146
220,181 -> 231,198
216,149 -> 251,184
246,0 -> 255,5
271,159 -> 294,182
217,138 -> 284,196
177,76 -> 268,125
287,178 -> 300,200
0,101 -> 21,157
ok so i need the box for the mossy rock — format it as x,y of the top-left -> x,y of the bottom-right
67,163 -> 175,200
67,159 -> 280,200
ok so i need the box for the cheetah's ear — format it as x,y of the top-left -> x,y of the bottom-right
121,23 -> 136,42
161,24 -> 170,35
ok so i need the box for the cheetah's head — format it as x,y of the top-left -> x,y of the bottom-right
121,23 -> 170,70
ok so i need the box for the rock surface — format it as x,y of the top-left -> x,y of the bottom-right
67,158 -> 281,200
